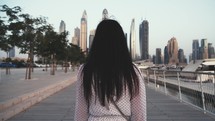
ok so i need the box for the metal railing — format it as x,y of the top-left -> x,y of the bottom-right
140,68 -> 215,115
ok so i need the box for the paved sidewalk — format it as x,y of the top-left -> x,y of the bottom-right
7,82 -> 215,121
0,68 -> 77,102
0,67 -> 78,121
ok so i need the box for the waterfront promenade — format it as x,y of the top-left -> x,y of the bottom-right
1,68 -> 215,121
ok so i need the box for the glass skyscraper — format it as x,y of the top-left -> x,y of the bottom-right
156,48 -> 162,64
164,46 -> 169,64
139,20 -> 149,60
192,39 -> 199,60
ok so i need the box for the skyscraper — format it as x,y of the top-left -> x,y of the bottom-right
9,47 -> 15,58
71,27 -> 80,46
156,48 -> 162,64
167,37 -> 179,65
164,46 -> 169,64
130,19 -> 136,60
89,29 -> 95,50
139,20 -> 149,60
208,43 -> 215,58
102,9 -> 108,20
178,49 -> 185,63
201,38 -> 208,59
59,20 -> 66,33
80,10 -> 87,53
192,39 -> 199,60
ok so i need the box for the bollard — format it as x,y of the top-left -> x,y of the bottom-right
177,72 -> 182,102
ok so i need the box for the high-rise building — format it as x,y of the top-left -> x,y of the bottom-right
192,39 -> 200,60
156,48 -> 162,64
89,30 -> 95,50
152,55 -> 156,64
164,46 -> 169,64
167,37 -> 179,65
178,49 -> 185,63
201,39 -> 208,59
71,27 -> 80,46
130,19 -> 136,61
102,9 -> 108,20
208,43 -> 215,58
59,20 -> 66,33
139,20 -> 149,60
189,53 -> 192,62
9,47 -> 15,58
80,10 -> 87,53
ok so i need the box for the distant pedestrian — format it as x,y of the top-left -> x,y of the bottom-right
74,19 -> 146,121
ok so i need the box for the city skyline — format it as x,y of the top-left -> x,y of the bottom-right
0,0 -> 215,59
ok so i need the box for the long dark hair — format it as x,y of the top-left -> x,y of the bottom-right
82,19 -> 139,106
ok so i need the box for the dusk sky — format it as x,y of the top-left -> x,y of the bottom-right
0,0 -> 215,59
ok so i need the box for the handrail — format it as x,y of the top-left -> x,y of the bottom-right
140,68 -> 215,115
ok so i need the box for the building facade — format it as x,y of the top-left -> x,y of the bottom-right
89,30 -> 95,50
102,9 -> 108,20
192,39 -> 200,60
139,20 -> 149,60
164,46 -> 169,64
178,49 -> 185,63
71,27 -> 80,46
156,48 -> 162,64
208,43 -> 215,58
80,10 -> 87,53
167,37 -> 179,65
59,20 -> 66,33
201,38 -> 208,59
9,47 -> 15,58
130,19 -> 136,61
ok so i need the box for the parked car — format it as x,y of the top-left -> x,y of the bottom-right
0,62 -> 16,68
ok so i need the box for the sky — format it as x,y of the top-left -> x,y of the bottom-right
0,0 -> 215,59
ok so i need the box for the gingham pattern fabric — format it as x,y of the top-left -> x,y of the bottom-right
74,65 -> 146,121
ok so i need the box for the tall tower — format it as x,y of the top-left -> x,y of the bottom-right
71,27 -> 80,46
201,38 -> 208,59
156,48 -> 162,64
59,20 -> 66,33
208,43 -> 215,58
130,19 -> 136,61
192,39 -> 199,60
167,37 -> 179,65
164,46 -> 169,64
80,10 -> 87,53
102,9 -> 108,20
139,20 -> 149,60
178,49 -> 185,63
89,29 -> 95,50
9,47 -> 15,58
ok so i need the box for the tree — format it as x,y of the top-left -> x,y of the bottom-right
0,5 -> 22,74
67,43 -> 86,65
0,5 -> 49,78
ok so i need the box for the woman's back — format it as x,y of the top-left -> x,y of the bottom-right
74,19 -> 146,121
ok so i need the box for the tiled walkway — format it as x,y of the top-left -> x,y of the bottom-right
8,82 -> 215,121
